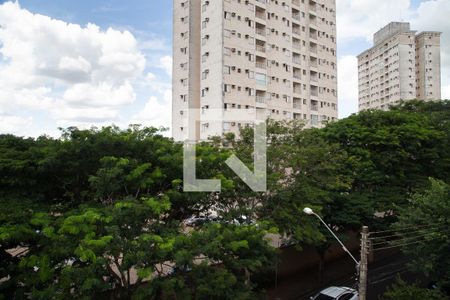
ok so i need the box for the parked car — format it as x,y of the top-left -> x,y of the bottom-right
184,214 -> 221,227
311,286 -> 358,300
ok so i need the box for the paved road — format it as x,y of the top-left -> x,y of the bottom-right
267,252 -> 425,300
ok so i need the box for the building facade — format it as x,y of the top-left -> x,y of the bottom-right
358,22 -> 441,111
173,0 -> 338,141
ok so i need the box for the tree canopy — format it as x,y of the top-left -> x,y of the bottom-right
1,100 -> 450,298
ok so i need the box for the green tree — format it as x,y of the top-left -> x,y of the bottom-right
322,101 -> 450,229
393,179 -> 450,292
381,278 -> 448,300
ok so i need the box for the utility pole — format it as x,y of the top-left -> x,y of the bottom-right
359,226 -> 369,300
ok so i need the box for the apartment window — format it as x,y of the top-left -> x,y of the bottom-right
202,1 -> 209,12
202,35 -> 210,45
202,69 -> 209,80
202,52 -> 210,62
224,48 -> 232,56
256,73 -> 267,86
311,115 -> 319,126
201,123 -> 209,132
202,18 -> 209,29
223,66 -> 231,74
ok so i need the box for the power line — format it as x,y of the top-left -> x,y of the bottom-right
372,230 -> 449,251
369,225 -> 448,242
369,222 -> 446,236
370,231 -> 443,247
373,239 -> 426,252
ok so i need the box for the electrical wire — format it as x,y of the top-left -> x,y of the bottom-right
369,222 -> 446,236
372,239 -> 426,252
369,225 -> 447,243
370,230 -> 444,247
369,224 -> 448,241
371,229 -> 449,251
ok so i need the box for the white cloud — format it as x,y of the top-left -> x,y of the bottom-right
0,115 -> 33,135
159,55 -> 173,77
62,81 -> 136,108
129,90 -> 172,133
140,37 -> 170,51
336,0 -> 412,42
146,72 -> 156,81
338,56 -> 359,118
0,1 -> 147,136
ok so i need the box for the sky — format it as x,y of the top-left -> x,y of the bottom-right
0,0 -> 449,137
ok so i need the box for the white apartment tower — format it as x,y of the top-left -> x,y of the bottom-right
358,22 -> 441,111
173,0 -> 338,141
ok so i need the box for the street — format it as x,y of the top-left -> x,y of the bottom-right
267,251 -> 425,300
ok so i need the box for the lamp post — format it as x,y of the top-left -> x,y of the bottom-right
303,207 -> 368,300
303,207 -> 359,266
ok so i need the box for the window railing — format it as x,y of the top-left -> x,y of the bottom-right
256,62 -> 266,69
256,44 -> 266,52
256,28 -> 266,36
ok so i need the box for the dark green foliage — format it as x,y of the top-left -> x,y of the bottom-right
1,100 -> 450,298
393,179 -> 450,293
322,100 -> 450,229
381,277 -> 448,300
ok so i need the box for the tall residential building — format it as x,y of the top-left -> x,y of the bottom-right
358,22 -> 441,111
173,0 -> 338,141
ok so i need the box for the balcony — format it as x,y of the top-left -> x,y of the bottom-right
310,86 -> 319,97
256,27 -> 266,37
292,13 -> 300,22
311,100 -> 319,111
256,61 -> 266,69
292,0 -> 300,6
293,86 -> 302,94
256,44 -> 266,53
256,6 -> 266,20
293,42 -> 301,50
293,101 -> 302,109
256,96 -> 266,104
293,73 -> 301,80
256,12 -> 266,20
255,0 -> 266,5
309,0 -> 317,12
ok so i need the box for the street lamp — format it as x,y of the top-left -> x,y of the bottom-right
303,207 -> 359,266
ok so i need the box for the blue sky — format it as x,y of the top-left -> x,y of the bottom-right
0,0 -> 449,137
